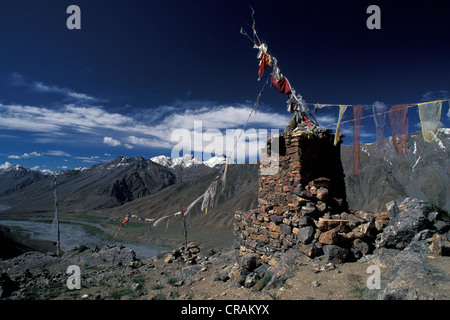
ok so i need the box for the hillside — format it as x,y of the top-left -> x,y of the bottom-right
342,128 -> 449,212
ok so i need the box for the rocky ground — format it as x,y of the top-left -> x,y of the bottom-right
0,241 -> 449,300
1,197 -> 449,301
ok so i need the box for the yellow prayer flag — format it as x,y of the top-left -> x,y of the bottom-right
417,100 -> 442,142
334,105 -> 348,145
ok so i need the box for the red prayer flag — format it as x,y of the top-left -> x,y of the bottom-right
389,104 -> 409,156
271,75 -> 292,95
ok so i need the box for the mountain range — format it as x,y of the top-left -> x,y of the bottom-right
0,129 -> 448,227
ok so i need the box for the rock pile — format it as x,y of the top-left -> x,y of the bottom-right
234,127 -> 449,265
162,242 -> 206,265
375,197 -> 449,255
235,206 -> 390,264
0,244 -> 143,299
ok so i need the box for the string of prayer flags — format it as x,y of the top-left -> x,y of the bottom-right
352,105 -> 364,175
114,164 -> 226,238
334,105 -> 349,146
241,11 -> 318,127
389,104 -> 409,156
418,100 -> 442,143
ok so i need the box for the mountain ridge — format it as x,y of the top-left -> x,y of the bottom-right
0,129 -> 448,219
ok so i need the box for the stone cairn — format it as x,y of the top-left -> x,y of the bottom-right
234,126 -> 390,264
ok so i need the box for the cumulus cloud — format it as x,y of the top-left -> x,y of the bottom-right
0,162 -> 13,170
7,151 -> 41,159
0,97 -> 292,160
103,136 -> 121,147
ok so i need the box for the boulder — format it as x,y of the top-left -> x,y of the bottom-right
233,267 -> 250,286
318,228 -> 341,245
352,239 -> 370,257
378,250 -> 449,300
376,198 -> 429,249
298,242 -> 323,258
322,245 -> 349,264
297,226 -> 315,244
239,253 -> 257,271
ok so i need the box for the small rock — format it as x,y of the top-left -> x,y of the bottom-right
233,268 -> 250,286
244,272 -> 259,288
82,294 -> 89,299
316,187 -> 329,201
129,260 -> 142,269
375,220 -> 390,232
131,283 -> 141,291
164,254 -> 174,263
428,233 -> 450,256
323,245 -> 349,264
353,239 -> 370,256
174,280 -> 184,287
297,226 -> 315,244
312,280 -> 320,287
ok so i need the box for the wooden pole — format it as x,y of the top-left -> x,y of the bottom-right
181,207 -> 188,248
52,176 -> 61,257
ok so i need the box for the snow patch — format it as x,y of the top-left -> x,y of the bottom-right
412,156 -> 421,172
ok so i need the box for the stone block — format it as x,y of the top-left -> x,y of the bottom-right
318,228 -> 341,245
297,226 -> 315,244
323,245 -> 349,264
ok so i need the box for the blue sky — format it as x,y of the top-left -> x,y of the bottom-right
0,0 -> 449,172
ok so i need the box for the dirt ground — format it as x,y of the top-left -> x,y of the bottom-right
50,249 -> 393,301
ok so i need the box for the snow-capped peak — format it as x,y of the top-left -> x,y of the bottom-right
150,154 -> 233,168
203,154 -> 229,168
150,155 -> 172,167
172,154 -> 202,168
0,162 -> 26,172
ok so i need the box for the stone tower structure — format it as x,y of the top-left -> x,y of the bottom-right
234,127 -> 350,262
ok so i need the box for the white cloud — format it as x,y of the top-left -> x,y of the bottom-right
0,162 -> 13,170
29,79 -> 99,102
125,135 -> 172,149
103,136 -> 121,147
74,155 -> 100,163
7,151 -> 41,159
315,114 -> 338,128
421,90 -> 450,102
0,99 -> 292,157
46,150 -> 71,157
